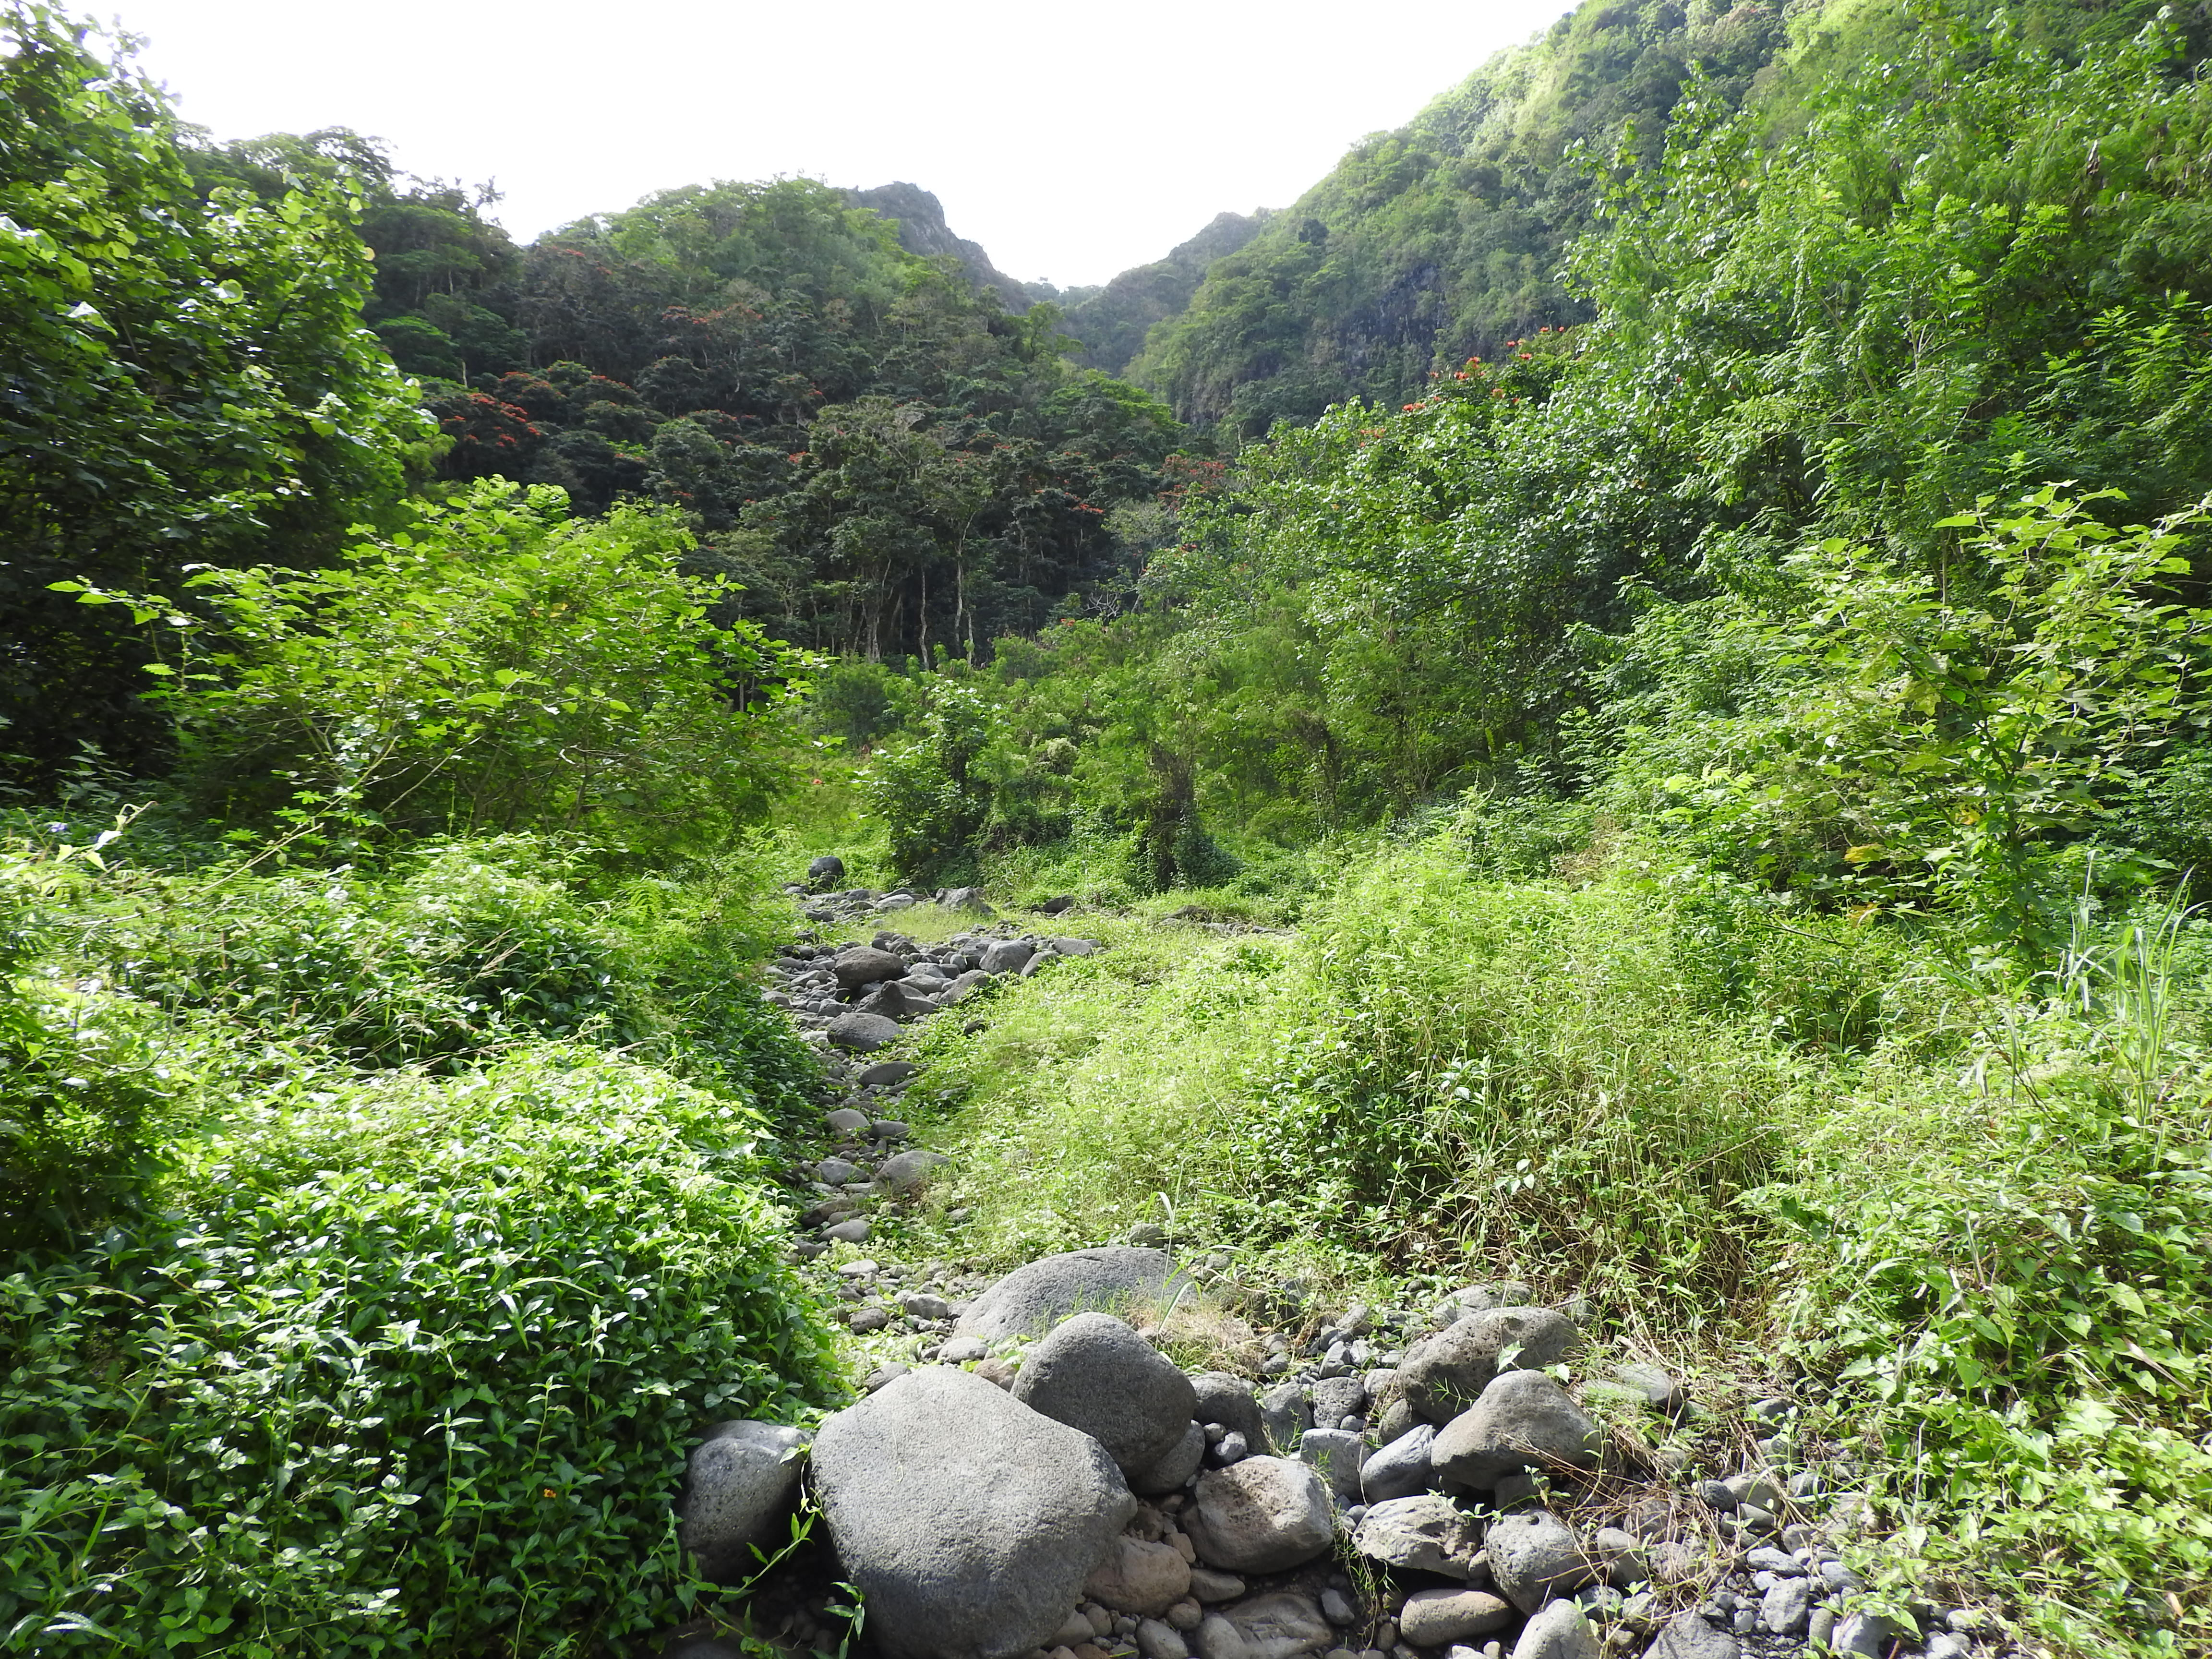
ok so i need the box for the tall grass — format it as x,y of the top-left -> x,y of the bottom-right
901,826 -> 2212,1654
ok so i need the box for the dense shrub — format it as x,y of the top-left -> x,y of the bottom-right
1,1046 -> 836,1655
61,481 -> 807,859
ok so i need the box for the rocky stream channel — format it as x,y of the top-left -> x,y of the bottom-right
654,875 -> 2002,1659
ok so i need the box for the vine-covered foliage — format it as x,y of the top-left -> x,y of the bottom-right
0,5 -> 427,785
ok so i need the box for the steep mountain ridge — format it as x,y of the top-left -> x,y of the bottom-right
1123,0 -> 1794,431
841,180 -> 1034,310
1054,208 -> 1274,374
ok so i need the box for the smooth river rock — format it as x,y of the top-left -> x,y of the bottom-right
955,1247 -> 1192,1340
1398,1306 -> 1585,1424
1350,1493 -> 1483,1578
1431,1369 -> 1601,1488
1184,1456 -> 1334,1574
811,1367 -> 1136,1659
1012,1311 -> 1199,1477
676,1420 -> 809,1583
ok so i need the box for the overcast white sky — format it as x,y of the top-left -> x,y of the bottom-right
102,0 -> 1572,289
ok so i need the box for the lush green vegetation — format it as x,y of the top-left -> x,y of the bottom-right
788,5 -> 2212,1651
9,0 -> 2212,1651
1122,0 -> 2204,433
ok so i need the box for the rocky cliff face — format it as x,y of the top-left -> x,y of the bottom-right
844,180 -> 1033,311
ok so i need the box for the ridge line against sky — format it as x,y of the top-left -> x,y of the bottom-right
99,0 -> 1574,289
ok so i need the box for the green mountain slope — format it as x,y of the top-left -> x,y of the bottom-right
1055,209 -> 1274,374
1124,0 -> 1791,431
1120,0 -> 2188,433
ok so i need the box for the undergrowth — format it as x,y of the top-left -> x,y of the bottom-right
896,823 -> 2212,1657
0,818 -> 839,1656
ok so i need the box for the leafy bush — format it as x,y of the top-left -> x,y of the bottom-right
910,833 -> 1805,1320
60,481 -> 807,858
0,823 -> 187,1252
39,837 -> 641,1071
2,1045 -> 837,1656
862,679 -> 995,883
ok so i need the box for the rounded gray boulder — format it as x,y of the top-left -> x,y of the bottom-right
833,945 -> 908,988
1130,1418 -> 1206,1495
676,1420 -> 809,1583
1192,1590 -> 1334,1659
1184,1455 -> 1334,1574
1398,1305 -> 1584,1424
1510,1599 -> 1603,1659
828,1010 -> 901,1052
1359,1422 -> 1437,1503
1487,1506 -> 1599,1614
812,1366 -> 1138,1659
874,1148 -> 950,1192
1431,1369 -> 1601,1489
979,938 -> 1035,974
1012,1311 -> 1198,1477
954,1247 -> 1192,1340
1397,1587 -> 1516,1646
1350,1493 -> 1483,1578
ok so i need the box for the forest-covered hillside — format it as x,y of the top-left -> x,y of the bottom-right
1118,0 -> 2210,431
8,0 -> 2212,1654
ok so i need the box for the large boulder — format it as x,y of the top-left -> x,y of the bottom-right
1644,1611 -> 1741,1659
828,1011 -> 901,1052
942,969 -> 992,1004
1184,1456 -> 1334,1574
855,980 -> 939,1022
1298,1427 -> 1364,1503
811,1366 -> 1137,1659
1431,1369 -> 1601,1489
676,1420 -> 809,1583
1397,1306 -> 1584,1424
1359,1423 -> 1437,1503
955,1247 -> 1191,1341
979,938 -> 1035,974
833,945 -> 908,989
1192,1591 -> 1335,1659
1349,1494 -> 1483,1578
1397,1587 -> 1516,1646
1510,1600 -> 1603,1659
1011,1312 -> 1198,1476
1258,1382 -> 1310,1455
873,1149 -> 950,1192
1130,1419 -> 1206,1495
